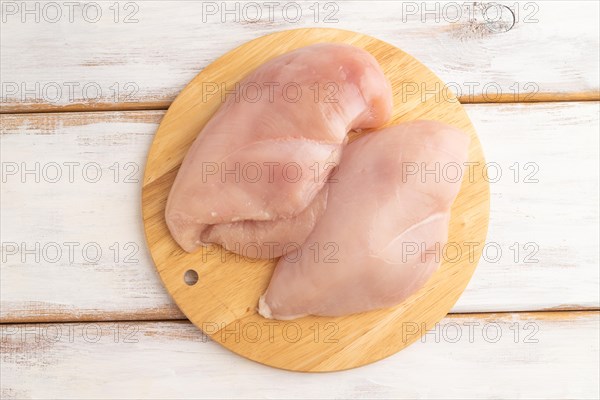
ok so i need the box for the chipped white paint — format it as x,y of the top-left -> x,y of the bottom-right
1,312 -> 598,399
0,1 -> 599,111
1,102 -> 598,322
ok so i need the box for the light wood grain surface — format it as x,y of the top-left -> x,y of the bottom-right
1,0 -> 599,397
1,1 -> 598,112
2,312 -> 598,399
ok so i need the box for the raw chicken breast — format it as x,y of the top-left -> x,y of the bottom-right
166,44 -> 393,253
259,121 -> 470,319
203,187 -> 329,259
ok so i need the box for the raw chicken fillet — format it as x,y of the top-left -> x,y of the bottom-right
166,44 -> 392,254
259,121 -> 470,319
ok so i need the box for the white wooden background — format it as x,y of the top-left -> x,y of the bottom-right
1,1 -> 599,399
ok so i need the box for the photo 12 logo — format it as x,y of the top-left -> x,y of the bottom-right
400,1 -> 540,33
199,1 -> 340,24
1,241 -> 141,265
1,1 -> 141,23
405,320 -> 540,344
201,320 -> 340,344
1,81 -> 139,104
1,323 -> 140,344
201,81 -> 340,104
1,161 -> 141,184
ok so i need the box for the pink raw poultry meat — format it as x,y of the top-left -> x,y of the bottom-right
259,121 -> 470,319
203,186 -> 329,259
166,43 -> 392,254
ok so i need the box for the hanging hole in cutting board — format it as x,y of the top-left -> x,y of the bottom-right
184,269 -> 199,286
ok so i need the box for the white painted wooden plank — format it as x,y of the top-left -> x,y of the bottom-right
453,101 -> 600,312
1,102 -> 598,322
1,311 -> 598,399
1,1 -> 598,112
0,111 -> 185,321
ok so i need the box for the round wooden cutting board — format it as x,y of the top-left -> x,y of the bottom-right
142,28 -> 490,372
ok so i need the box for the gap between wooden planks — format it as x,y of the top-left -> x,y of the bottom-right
2,92 -> 599,115
1,2 -> 599,114
0,309 -> 597,326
